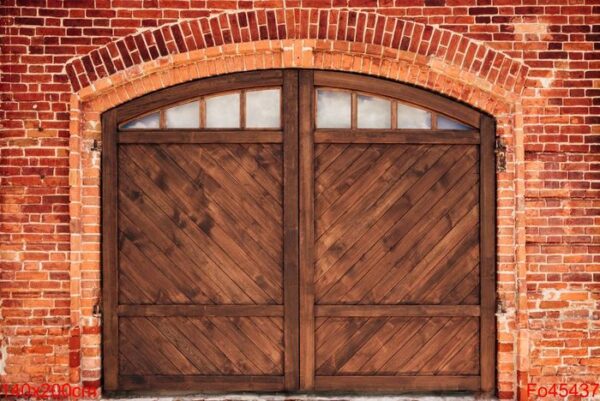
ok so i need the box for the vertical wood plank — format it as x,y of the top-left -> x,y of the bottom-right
102,109 -> 119,391
240,90 -> 247,129
283,70 -> 300,391
351,92 -> 357,129
298,70 -> 315,391
479,114 -> 496,394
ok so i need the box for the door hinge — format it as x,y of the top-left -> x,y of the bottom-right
496,297 -> 507,314
91,139 -> 102,152
495,137 -> 507,172
93,303 -> 102,318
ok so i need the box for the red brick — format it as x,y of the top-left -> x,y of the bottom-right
2,4 -> 598,400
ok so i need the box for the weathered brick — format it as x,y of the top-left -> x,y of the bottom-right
2,4 -> 598,400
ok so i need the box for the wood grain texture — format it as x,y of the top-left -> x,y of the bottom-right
119,375 -> 285,391
314,376 -> 480,392
119,317 -> 284,375
282,70 -> 300,390
314,130 -> 479,144
117,144 -> 283,305
298,70 -> 316,391
103,69 -> 495,394
118,131 -> 283,144
314,144 -> 480,305
102,109 -> 119,391
314,317 -> 480,376
479,114 -> 497,394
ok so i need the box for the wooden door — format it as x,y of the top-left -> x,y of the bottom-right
103,69 -> 495,394
298,71 -> 496,393
103,71 -> 299,392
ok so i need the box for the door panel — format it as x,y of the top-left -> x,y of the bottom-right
314,317 -> 479,376
119,317 -> 284,375
314,144 -> 480,305
299,70 -> 494,393
311,143 -> 482,390
115,143 -> 287,385
104,70 -> 298,392
117,144 -> 283,305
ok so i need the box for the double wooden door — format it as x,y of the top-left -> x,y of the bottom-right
102,70 -> 495,394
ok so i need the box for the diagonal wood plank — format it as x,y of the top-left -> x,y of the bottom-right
314,145 -> 429,290
318,146 -> 477,303
359,317 -> 428,373
118,198 -> 236,304
143,145 -> 283,289
373,206 -> 479,304
164,144 -> 282,261
120,146 -> 280,304
316,145 -> 387,210
348,167 -> 479,304
379,317 -> 449,374
119,164 -> 257,304
316,318 -> 388,375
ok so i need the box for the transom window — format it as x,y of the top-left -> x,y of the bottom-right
120,88 -> 282,130
315,89 -> 471,130
119,86 -> 473,132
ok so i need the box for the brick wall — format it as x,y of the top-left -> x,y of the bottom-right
1,1 -> 598,400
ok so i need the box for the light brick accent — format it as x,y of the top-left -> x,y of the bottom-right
68,34 -> 525,398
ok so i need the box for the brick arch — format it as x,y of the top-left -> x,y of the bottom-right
67,11 -> 529,399
66,9 -> 528,102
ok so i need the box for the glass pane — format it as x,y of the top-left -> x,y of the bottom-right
316,89 -> 351,128
205,92 -> 240,128
397,103 -> 431,129
165,101 -> 199,128
121,112 -> 160,129
245,89 -> 281,128
437,115 -> 471,130
357,95 -> 391,129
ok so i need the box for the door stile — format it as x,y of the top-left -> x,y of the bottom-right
298,70 -> 315,391
101,109 -> 119,391
479,114 -> 496,394
283,70 -> 300,391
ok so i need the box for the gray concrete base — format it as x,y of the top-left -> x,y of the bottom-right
103,394 -> 497,401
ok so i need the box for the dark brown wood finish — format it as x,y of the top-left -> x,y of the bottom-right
118,131 -> 283,144
480,114 -> 497,394
104,71 -> 294,392
298,70 -> 315,391
103,69 -> 496,395
314,130 -> 479,144
282,70 -> 300,390
102,109 -> 119,391
304,71 -> 495,393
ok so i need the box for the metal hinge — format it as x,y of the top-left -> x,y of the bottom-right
91,139 -> 102,152
93,303 -> 102,318
495,137 -> 507,172
496,297 -> 506,314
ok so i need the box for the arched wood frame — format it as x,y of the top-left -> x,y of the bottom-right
102,69 -> 496,394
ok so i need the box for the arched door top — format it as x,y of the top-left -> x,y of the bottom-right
119,70 -> 479,132
102,69 -> 496,394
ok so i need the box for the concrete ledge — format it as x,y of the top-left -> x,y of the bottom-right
103,394 -> 497,401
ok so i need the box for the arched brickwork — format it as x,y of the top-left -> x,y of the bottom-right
66,10 -> 529,399
65,9 -> 528,98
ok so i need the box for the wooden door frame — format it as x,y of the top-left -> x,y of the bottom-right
102,68 -> 496,394
102,70 -> 300,392
297,70 -> 496,394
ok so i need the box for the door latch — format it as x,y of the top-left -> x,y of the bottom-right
93,303 -> 102,318
91,139 -> 102,152
495,137 -> 507,172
